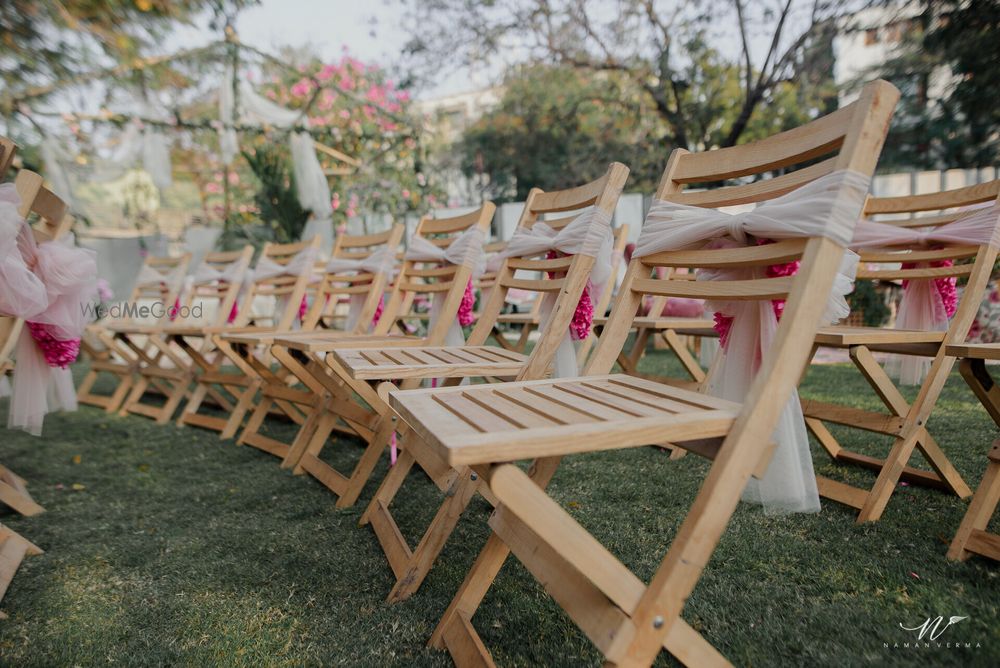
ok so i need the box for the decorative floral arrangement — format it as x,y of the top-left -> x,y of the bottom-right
569,282 -> 594,341
901,258 -> 957,319
26,322 -> 80,368
713,239 -> 799,348
968,282 -> 1000,343
458,281 -> 476,327
545,249 -> 594,340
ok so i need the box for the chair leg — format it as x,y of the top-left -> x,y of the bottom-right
221,380 -> 260,440
662,329 -> 705,383
429,456 -> 563,651
335,415 -> 396,508
429,531 -> 512,652
947,444 -> 1000,561
0,465 -> 44,516
177,382 -> 209,427
387,469 -> 481,603
289,412 -> 338,474
104,371 -> 135,413
118,375 -> 150,417
858,429 -> 923,523
156,379 -> 190,425
360,447 -> 415,527
0,525 -> 43,603
237,396 -> 274,446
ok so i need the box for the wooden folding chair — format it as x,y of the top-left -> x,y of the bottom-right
946,343 -> 1000,562
386,80 -> 897,666
107,246 -> 254,423
266,204 -> 496,502
171,237 -> 322,437
802,181 -> 1000,522
75,253 -> 192,412
335,166 -> 630,600
231,224 -> 404,457
1,169 -> 74,517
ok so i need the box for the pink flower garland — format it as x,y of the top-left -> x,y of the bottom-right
712,239 -> 800,349
901,258 -> 957,318
298,295 -> 309,321
544,250 -> 594,340
372,294 -> 385,326
570,281 -> 594,341
26,322 -> 80,368
457,280 -> 476,327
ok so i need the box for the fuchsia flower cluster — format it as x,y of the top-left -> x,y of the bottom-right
713,239 -> 800,349
901,258 -> 958,318
26,322 -> 80,368
544,250 -> 594,340
458,281 -> 476,328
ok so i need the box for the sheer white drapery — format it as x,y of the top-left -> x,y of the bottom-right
851,204 -> 1000,384
218,68 -> 334,251
634,169 -> 870,514
236,246 -> 319,327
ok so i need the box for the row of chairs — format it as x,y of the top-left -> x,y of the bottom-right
5,78 -> 1000,664
0,136 -> 75,603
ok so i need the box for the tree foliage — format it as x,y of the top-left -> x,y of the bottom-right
0,0 -> 254,102
458,55 -> 836,200
399,0 -> 844,152
872,0 -> 1000,168
231,144 -> 309,246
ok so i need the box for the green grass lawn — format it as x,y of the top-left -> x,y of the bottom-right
0,352 -> 998,667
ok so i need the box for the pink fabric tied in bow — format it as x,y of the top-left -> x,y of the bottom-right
0,184 -> 98,435
851,202 -> 1000,384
